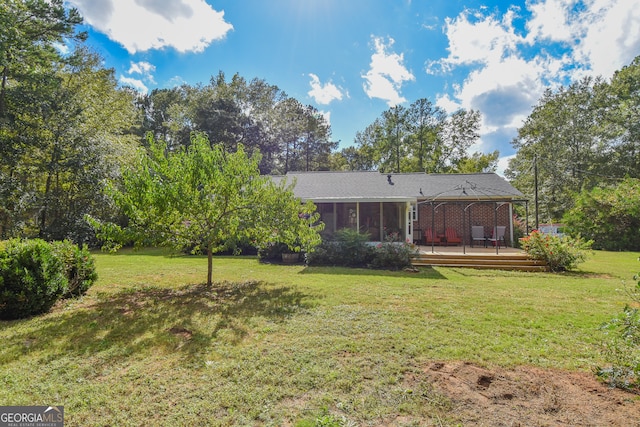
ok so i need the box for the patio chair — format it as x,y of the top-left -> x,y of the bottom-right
488,226 -> 506,248
424,227 -> 441,245
471,226 -> 486,247
445,227 -> 462,245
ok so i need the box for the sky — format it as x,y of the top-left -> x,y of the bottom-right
64,0 -> 640,173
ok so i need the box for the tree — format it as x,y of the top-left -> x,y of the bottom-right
0,0 -> 85,120
1,0 -> 88,239
598,56 -> 640,177
563,178 -> 640,251
349,99 -> 486,173
135,72 -> 337,174
506,78 -> 602,221
1,47 -> 138,241
405,98 -> 446,172
90,133 -> 323,287
506,56 -> 640,223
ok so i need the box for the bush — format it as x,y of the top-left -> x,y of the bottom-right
519,230 -> 592,271
52,240 -> 98,298
306,229 -> 417,270
0,239 -> 98,319
258,242 -> 290,261
0,239 -> 68,320
596,259 -> 640,391
306,229 -> 375,267
369,232 -> 418,270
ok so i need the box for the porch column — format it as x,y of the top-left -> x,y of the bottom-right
406,201 -> 412,243
509,203 -> 514,247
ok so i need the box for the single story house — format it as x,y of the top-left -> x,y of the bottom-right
274,171 -> 526,247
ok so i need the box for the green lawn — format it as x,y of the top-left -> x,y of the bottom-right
0,249 -> 638,426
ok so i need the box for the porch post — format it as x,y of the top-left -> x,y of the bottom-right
494,201 -> 499,255
431,201 -> 435,253
462,202 -> 466,255
509,202 -> 514,247
379,202 -> 383,241
406,202 -> 412,243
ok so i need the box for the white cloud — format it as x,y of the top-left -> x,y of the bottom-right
127,61 -> 156,84
307,74 -> 344,105
53,42 -> 70,55
166,76 -> 187,87
437,9 -> 523,70
362,36 -> 415,106
318,110 -> 332,128
119,75 -> 148,93
68,0 -> 233,53
573,0 -> 640,77
128,61 -> 155,75
430,0 -> 640,158
496,154 -> 515,177
525,0 -> 576,44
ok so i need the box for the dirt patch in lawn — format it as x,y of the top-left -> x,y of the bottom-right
421,361 -> 640,426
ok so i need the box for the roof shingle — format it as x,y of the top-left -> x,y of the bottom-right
273,171 -> 524,202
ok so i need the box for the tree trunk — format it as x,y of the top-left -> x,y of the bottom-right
207,247 -> 213,287
0,65 -> 8,119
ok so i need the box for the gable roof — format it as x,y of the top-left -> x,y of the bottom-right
273,171 -> 524,202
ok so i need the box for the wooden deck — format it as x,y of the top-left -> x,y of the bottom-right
413,245 -> 548,272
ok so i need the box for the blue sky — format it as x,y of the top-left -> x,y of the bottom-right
65,0 -> 640,172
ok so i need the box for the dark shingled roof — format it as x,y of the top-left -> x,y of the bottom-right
272,171 -> 524,202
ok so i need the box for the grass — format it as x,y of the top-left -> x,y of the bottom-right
0,248 -> 638,426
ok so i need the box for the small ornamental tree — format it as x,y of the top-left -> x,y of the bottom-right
88,133 -> 322,287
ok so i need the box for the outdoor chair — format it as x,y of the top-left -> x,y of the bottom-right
471,225 -> 486,247
445,227 -> 462,245
488,226 -> 506,248
424,227 -> 440,245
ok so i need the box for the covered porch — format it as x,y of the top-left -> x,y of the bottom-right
315,200 -> 413,242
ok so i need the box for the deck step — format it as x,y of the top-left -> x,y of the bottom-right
412,254 -> 548,272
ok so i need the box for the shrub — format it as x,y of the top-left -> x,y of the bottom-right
52,240 -> 98,298
306,229 -> 418,270
369,232 -> 418,270
0,239 -> 68,320
519,230 -> 592,271
0,239 -> 98,319
306,229 -> 375,267
258,242 -> 290,261
596,259 -> 640,391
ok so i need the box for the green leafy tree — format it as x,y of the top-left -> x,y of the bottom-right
0,0 -> 85,120
0,0 -> 87,239
563,178 -> 640,251
405,98 -> 446,172
507,57 -> 640,223
507,78 -> 602,220
1,48 -> 138,241
597,56 -> 640,177
349,99 -> 486,173
135,72 -> 337,174
90,133 -> 323,287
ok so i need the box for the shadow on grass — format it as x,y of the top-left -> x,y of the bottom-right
299,265 -> 447,280
0,280 -> 313,364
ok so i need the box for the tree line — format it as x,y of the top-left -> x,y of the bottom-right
506,58 -> 640,249
2,1 -> 639,250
